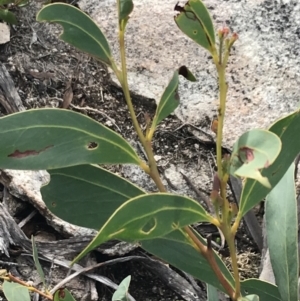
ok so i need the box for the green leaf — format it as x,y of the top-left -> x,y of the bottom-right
42,164 -> 145,229
141,229 -> 235,292
266,163 -> 298,301
207,284 -> 219,301
32,236 -> 46,288
2,281 -> 31,301
230,129 -> 281,188
119,0 -> 133,23
16,0 -> 29,7
174,0 -> 215,52
0,109 -> 140,170
0,9 -> 17,24
73,193 -> 213,263
0,0 -> 15,5
239,295 -> 259,301
152,66 -> 196,128
112,276 -> 131,301
240,279 -> 281,301
239,110 -> 300,216
53,288 -> 77,301
36,3 -> 113,66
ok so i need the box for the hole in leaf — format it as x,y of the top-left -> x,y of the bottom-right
58,288 -> 66,299
141,218 -> 156,235
193,30 -> 197,35
239,147 -> 254,163
51,202 -> 57,207
87,142 -> 98,150
8,145 -> 53,158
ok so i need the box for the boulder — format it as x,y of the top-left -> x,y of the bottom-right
79,0 -> 300,147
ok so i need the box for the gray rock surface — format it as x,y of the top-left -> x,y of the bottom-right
79,0 -> 300,147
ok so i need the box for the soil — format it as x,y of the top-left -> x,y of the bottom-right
0,2 -> 261,301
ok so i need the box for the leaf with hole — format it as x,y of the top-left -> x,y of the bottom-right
141,228 -> 235,292
230,129 -> 281,188
36,3 -> 113,66
266,163 -> 298,301
239,109 -> 300,216
112,276 -> 131,301
151,66 -> 196,130
53,288 -> 76,301
174,0 -> 215,52
72,193 -> 213,263
2,281 -> 30,301
42,164 -> 145,229
0,109 -> 140,170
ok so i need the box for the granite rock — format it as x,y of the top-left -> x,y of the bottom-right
79,0 -> 300,147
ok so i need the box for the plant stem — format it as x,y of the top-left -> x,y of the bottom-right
184,226 -> 235,299
118,31 -> 145,148
215,62 -> 227,198
231,213 -> 242,235
117,10 -> 237,298
8,274 -> 52,300
118,29 -> 166,192
225,232 -> 241,299
214,47 -> 241,300
212,55 -> 230,234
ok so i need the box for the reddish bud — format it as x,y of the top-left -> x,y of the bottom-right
212,172 -> 221,192
211,119 -> 218,134
232,33 -> 239,41
210,190 -> 224,207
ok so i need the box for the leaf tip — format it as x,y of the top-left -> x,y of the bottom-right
178,65 -> 197,82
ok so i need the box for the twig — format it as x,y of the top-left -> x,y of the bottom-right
0,260 -> 26,267
180,171 -> 213,213
185,123 -> 215,142
49,257 -> 138,301
18,210 -> 37,228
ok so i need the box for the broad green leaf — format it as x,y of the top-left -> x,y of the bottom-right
152,66 -> 196,128
42,164 -> 145,229
36,3 -> 113,66
239,109 -> 300,216
32,236 -> 46,288
53,288 -> 76,301
0,9 -> 17,24
0,109 -> 140,169
73,193 -> 213,263
207,284 -> 219,301
2,281 -> 30,301
239,295 -> 259,301
230,129 -> 281,188
141,229 -> 235,292
240,279 -> 281,301
174,0 -> 215,52
112,275 -> 131,301
119,0 -> 133,23
266,163 -> 298,301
